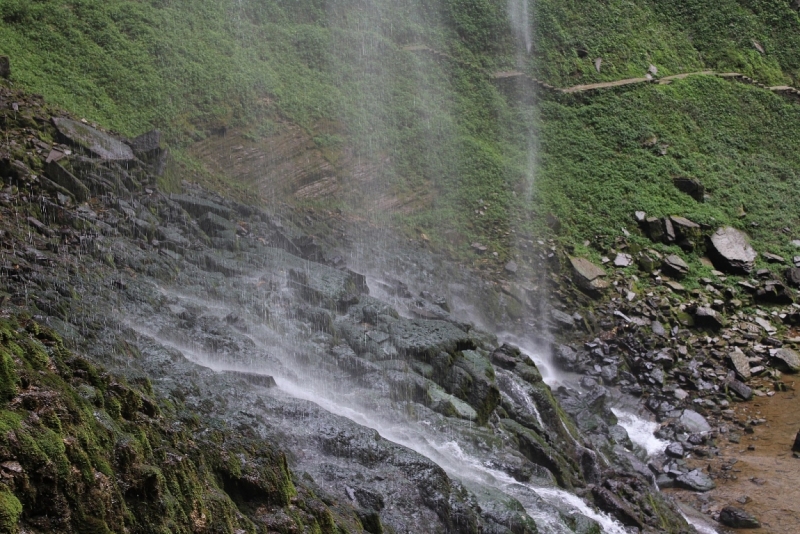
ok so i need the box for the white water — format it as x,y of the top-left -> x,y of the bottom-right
498,368 -> 545,428
508,0 -> 533,53
276,378 -> 629,534
126,316 -> 627,534
611,408 -> 668,457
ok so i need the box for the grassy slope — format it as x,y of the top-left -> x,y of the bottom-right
2,0 -> 800,263
538,76 -> 800,260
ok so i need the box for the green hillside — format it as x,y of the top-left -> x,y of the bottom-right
2,0 -> 800,262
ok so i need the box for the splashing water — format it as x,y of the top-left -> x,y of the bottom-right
611,408 -> 668,457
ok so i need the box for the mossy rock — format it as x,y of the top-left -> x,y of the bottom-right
0,488 -> 22,534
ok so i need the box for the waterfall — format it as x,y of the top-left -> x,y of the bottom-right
509,0 -> 533,53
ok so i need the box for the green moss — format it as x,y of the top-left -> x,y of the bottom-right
0,349 -> 18,402
0,488 -> 22,534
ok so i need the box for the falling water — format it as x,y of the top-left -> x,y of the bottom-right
508,0 -> 533,53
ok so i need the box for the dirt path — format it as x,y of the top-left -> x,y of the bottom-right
402,45 -> 800,98
666,390 -> 800,533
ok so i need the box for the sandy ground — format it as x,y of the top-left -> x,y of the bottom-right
666,389 -> 800,533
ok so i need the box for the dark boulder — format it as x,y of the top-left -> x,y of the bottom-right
719,506 -> 760,529
708,227 -> 757,274
785,267 -> 800,288
725,372 -> 753,400
673,177 -> 705,201
645,217 -> 665,242
665,442 -> 685,458
590,486 -> 643,529
670,215 -> 702,250
793,430 -> 800,453
695,306 -> 725,330
728,348 -> 751,380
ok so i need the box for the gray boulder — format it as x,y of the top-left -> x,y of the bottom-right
569,256 -> 609,296
662,254 -> 689,278
772,347 -> 800,372
676,469 -> 715,492
554,344 -> 578,370
728,348 -> 751,380
719,506 -> 760,529
52,117 -> 135,161
679,410 -> 711,433
709,227 -> 757,274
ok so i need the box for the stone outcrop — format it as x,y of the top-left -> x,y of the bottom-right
52,117 -> 135,161
708,227 -> 757,274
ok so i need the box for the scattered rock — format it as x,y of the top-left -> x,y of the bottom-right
771,347 -> 800,373
695,306 -> 725,330
554,345 -> 578,370
665,442 -> 685,458
614,253 -> 632,267
785,267 -> 800,288
505,260 -> 518,274
170,194 -> 233,220
725,373 -> 753,400
728,348 -> 751,380
676,469 -> 716,492
708,227 -> 757,274
550,309 -> 575,331
662,254 -> 689,278
763,252 -> 785,263
569,256 -> 609,296
719,506 -> 760,529
645,217 -> 665,242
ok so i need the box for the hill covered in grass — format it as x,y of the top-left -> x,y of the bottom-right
2,0 -> 800,266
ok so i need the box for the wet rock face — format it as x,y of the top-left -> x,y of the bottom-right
708,226 -> 757,274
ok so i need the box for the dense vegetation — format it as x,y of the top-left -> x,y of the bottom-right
2,0 -> 800,263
